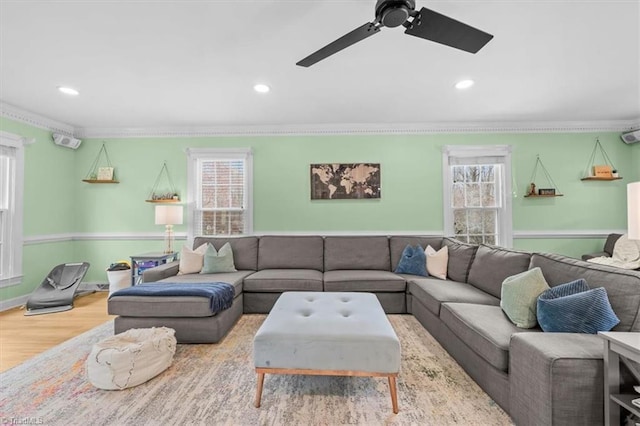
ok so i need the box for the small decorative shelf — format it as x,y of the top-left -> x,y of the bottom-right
81,179 -> 120,184
524,155 -> 564,198
581,137 -> 621,180
581,177 -> 623,181
146,161 -> 180,203
83,143 -> 119,183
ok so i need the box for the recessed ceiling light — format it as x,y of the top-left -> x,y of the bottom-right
253,84 -> 270,93
455,79 -> 474,90
57,86 -> 79,96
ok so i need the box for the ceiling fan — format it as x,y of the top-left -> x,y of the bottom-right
296,0 -> 493,67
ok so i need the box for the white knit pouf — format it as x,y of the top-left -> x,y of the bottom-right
87,327 -> 177,390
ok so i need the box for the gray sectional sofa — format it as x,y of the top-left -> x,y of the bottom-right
108,234 -> 640,426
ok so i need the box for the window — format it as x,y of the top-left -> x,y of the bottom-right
0,131 -> 25,287
186,148 -> 253,239
442,145 -> 513,247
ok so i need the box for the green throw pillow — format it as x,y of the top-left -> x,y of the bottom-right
500,267 -> 550,328
201,242 -> 237,274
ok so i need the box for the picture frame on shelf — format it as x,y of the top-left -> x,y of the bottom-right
97,167 -> 114,181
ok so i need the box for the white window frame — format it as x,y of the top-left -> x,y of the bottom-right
442,145 -> 513,247
186,148 -> 253,242
0,131 -> 26,288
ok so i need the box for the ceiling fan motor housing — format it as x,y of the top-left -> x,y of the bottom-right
375,0 -> 416,27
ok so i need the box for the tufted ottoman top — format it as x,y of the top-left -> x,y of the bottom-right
253,292 -> 401,373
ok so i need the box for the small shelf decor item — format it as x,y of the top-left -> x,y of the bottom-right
581,137 -> 622,181
524,155 -> 564,198
82,143 -> 118,183
146,161 -> 180,203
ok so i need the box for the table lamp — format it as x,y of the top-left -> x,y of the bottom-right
155,205 -> 183,253
629,182 -> 640,240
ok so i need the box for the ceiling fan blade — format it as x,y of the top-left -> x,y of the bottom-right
404,7 -> 493,54
297,22 -> 381,67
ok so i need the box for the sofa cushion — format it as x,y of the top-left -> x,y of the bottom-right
537,279 -> 620,333
468,244 -> 532,298
257,236 -> 324,271
158,271 -> 250,296
500,267 -> 550,328
440,303 -> 541,372
324,236 -> 391,271
530,252 -> 640,331
193,236 -> 258,271
243,269 -> 323,292
443,238 -> 478,282
109,272 -> 250,317
408,278 -> 500,317
323,270 -> 406,292
201,242 -> 237,274
394,245 -> 428,276
390,236 -> 443,271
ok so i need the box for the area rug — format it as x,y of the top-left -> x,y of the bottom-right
0,315 -> 513,425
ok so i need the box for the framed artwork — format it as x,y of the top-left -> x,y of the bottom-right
310,163 -> 381,199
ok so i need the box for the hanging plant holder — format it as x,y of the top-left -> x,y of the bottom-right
581,137 -> 622,181
146,161 -> 180,203
82,143 -> 118,183
524,155 -> 564,198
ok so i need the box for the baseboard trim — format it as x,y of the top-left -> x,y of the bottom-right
0,294 -> 29,312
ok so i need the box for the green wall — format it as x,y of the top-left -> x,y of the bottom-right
0,117 -> 76,300
2,115 -> 639,299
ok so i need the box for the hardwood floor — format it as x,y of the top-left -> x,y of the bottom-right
0,291 -> 114,372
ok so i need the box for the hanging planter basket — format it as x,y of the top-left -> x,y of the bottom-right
146,161 -> 180,203
580,137 -> 622,181
524,155 -> 563,198
82,143 -> 118,183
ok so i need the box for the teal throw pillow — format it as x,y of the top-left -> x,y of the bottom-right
536,279 -> 620,334
500,267 -> 550,328
201,242 -> 237,274
394,245 -> 428,277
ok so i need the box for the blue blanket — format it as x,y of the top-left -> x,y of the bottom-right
110,282 -> 235,314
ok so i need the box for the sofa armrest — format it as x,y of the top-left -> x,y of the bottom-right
581,251 -> 610,261
509,332 -> 604,426
142,261 -> 180,283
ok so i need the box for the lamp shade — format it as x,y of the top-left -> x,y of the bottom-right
629,182 -> 640,240
155,205 -> 183,225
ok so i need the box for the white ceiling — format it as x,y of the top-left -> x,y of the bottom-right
1,0 -> 639,135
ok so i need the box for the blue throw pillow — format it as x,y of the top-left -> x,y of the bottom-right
536,278 -> 620,334
394,245 -> 428,277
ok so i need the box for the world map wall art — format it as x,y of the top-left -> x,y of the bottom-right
310,163 -> 381,200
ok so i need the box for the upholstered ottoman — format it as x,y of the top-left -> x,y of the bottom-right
87,327 -> 176,390
253,291 -> 401,413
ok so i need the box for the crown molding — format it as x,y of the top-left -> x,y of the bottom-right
75,119 -> 640,139
0,102 -> 76,136
2,100 -> 638,138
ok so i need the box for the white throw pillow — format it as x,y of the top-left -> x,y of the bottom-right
177,244 -> 208,275
425,245 -> 448,280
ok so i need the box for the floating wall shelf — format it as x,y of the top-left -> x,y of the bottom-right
82,179 -> 119,184
580,176 -> 623,181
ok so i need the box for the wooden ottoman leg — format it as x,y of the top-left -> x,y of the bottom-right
388,375 -> 399,414
255,372 -> 265,408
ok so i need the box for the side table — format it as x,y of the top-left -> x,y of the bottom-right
599,332 -> 640,426
130,252 -> 178,285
